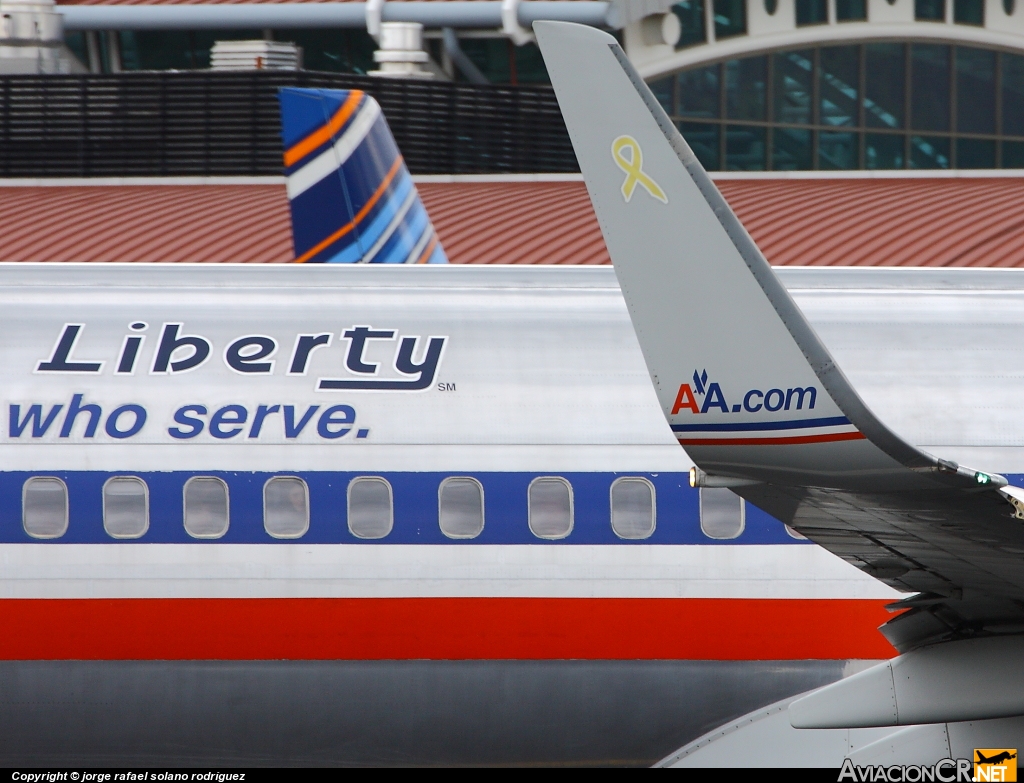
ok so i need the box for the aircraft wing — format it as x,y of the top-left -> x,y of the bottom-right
534,21 -> 1024,653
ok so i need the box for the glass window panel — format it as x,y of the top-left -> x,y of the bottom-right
678,64 -> 720,118
510,42 -> 550,85
23,477 -> 68,539
836,0 -> 867,19
726,57 -> 766,120
820,46 -> 860,127
679,122 -> 721,169
819,130 -> 860,169
956,48 -> 995,134
439,477 -> 484,539
912,44 -> 951,131
700,488 -> 744,539
183,477 -> 229,539
910,135 -> 951,168
264,477 -> 308,539
915,0 -> 945,18
796,0 -> 828,24
773,50 -> 813,125
772,127 -> 812,170
103,477 -> 148,539
713,0 -> 747,38
458,38 -> 518,84
65,32 -> 87,68
347,477 -> 393,539
957,137 -> 996,168
865,44 -> 905,129
127,31 -> 195,71
866,134 -> 906,169
954,0 -> 984,23
649,77 -> 674,115
1003,140 -> 1024,167
765,0 -> 779,14
672,0 -> 707,49
529,477 -> 573,539
611,478 -> 656,539
1002,54 -> 1024,137
1006,0 -> 1016,15
726,125 -> 767,170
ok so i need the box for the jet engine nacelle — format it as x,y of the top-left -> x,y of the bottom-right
790,636 -> 1024,728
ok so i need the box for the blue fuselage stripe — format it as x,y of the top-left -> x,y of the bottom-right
0,470 -> 806,546
670,416 -> 852,433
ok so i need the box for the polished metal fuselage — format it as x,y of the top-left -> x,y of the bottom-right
0,263 -> 1019,766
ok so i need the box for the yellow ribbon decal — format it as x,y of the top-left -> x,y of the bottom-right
611,135 -> 668,204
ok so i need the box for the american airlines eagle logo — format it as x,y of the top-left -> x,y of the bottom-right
669,370 -> 862,447
671,369 -> 817,415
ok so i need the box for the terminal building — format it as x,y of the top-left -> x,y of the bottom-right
633,0 -> 1024,170
3,0 -> 1024,169
2,0 -> 1024,169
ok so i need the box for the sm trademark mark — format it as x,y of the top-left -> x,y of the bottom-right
437,382 -> 456,391
672,369 -> 817,415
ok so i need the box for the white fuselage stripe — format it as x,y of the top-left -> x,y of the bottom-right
0,544 -> 904,600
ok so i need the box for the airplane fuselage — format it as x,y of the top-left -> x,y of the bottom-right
0,263 -> 1018,765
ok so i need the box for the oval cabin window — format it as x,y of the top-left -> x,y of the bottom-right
183,477 -> 229,539
103,477 -> 149,539
529,477 -> 573,539
764,0 -> 778,14
438,477 -> 484,539
264,477 -> 309,539
700,487 -> 745,539
1005,0 -> 1015,15
610,477 -> 656,539
348,477 -> 393,539
23,477 -> 68,539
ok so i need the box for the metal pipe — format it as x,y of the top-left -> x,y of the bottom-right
59,4 -> 366,31
441,27 -> 488,84
518,1 -> 612,24
84,29 -> 101,72
384,2 -> 502,27
57,2 -> 611,32
106,29 -> 121,72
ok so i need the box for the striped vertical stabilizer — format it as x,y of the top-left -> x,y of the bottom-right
279,87 -> 448,264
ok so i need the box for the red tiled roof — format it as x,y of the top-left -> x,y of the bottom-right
2,176 -> 1024,266
420,180 -> 610,266
718,176 -> 1024,269
0,183 -> 293,264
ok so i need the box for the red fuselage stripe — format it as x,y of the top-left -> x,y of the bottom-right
678,432 -> 867,447
0,598 -> 896,660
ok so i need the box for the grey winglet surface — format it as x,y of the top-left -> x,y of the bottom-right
534,21 -> 984,492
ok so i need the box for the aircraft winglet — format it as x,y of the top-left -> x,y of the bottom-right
534,22 -> 993,492
535,23 -> 1024,658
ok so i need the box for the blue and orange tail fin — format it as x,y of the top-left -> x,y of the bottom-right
279,87 -> 448,264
